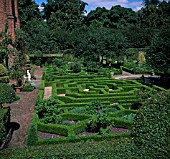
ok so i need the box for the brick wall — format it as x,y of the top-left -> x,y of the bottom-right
0,0 -> 20,39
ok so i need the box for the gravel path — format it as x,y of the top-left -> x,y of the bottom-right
7,67 -> 44,148
112,71 -> 150,79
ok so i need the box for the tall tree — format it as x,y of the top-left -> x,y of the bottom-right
71,26 -> 129,61
147,23 -> 170,74
18,0 -> 42,27
42,0 -> 87,30
86,5 -> 139,29
139,0 -> 170,29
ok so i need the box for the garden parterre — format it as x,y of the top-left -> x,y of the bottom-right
27,66 -> 164,146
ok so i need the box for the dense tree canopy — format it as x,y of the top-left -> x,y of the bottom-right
147,24 -> 170,74
15,0 -> 170,73
71,26 -> 129,60
18,0 -> 42,27
42,0 -> 87,30
85,5 -> 139,28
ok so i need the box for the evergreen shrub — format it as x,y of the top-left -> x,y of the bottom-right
27,113 -> 38,146
131,90 -> 170,158
0,83 -> 18,107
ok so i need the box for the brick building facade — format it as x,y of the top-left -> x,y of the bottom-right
0,0 -> 20,39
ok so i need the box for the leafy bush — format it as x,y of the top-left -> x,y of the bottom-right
0,64 -> 8,76
0,83 -> 18,107
85,100 -> 113,134
86,61 -> 100,72
21,84 -> 35,92
36,97 -> 62,124
42,115 -> 62,124
52,58 -> 63,67
131,90 -> 170,158
72,63 -> 81,73
87,111 -> 113,134
86,100 -> 104,115
137,51 -> 145,64
69,107 -> 87,114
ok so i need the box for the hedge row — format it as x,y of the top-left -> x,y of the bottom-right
26,112 -> 38,146
39,80 -> 45,90
112,118 -> 133,129
37,90 -> 44,99
46,74 -> 105,81
38,122 -> 68,136
120,66 -> 134,74
59,113 -> 92,121
52,83 -> 57,97
66,91 -> 135,98
27,113 -> 132,146
54,101 -> 111,108
110,109 -> 137,118
57,95 -> 137,104
36,132 -> 130,146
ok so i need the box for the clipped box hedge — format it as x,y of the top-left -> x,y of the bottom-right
111,118 -> 133,129
26,112 -> 38,146
39,80 -> 45,90
37,90 -> 44,99
36,132 -> 130,146
38,122 -> 69,136
59,113 -> 92,121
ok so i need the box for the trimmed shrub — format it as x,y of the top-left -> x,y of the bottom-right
0,83 -> 18,108
21,85 -> 35,92
59,113 -> 91,121
72,63 -> 81,73
40,80 -> 45,90
38,122 -> 68,136
111,118 -> 132,129
36,132 -> 130,146
131,90 -> 170,158
121,66 -> 134,74
52,58 -> 63,67
27,113 -> 38,146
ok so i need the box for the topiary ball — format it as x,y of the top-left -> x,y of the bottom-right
0,83 -> 18,105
